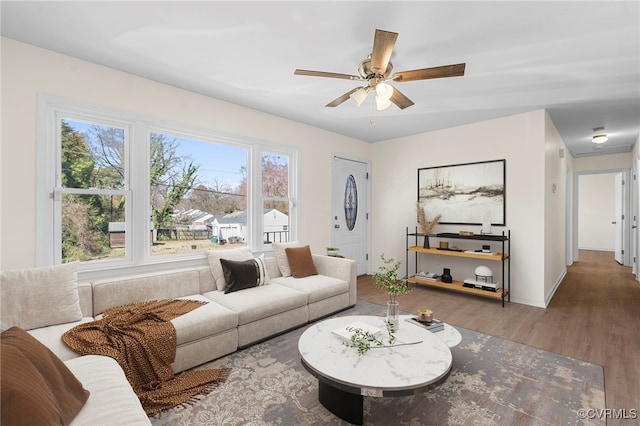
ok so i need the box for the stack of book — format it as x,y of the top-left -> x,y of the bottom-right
405,317 -> 445,333
415,271 -> 441,282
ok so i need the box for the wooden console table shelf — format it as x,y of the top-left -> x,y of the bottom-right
406,228 -> 511,306
408,274 -> 508,300
408,246 -> 508,262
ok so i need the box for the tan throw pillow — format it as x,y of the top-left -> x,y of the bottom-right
0,262 -> 82,330
285,245 -> 318,278
1,327 -> 90,425
272,241 -> 302,277
206,248 -> 255,291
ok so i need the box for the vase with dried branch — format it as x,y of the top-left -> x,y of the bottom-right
417,203 -> 441,249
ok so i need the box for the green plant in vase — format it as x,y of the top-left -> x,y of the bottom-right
374,254 -> 412,330
342,255 -> 422,356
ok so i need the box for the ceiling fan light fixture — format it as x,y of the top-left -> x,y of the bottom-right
592,134 -> 608,144
376,96 -> 392,111
349,87 -> 369,107
375,82 -> 394,100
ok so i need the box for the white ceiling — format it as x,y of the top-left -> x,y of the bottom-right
2,1 -> 639,157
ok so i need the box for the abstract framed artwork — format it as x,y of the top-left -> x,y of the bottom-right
417,159 -> 506,226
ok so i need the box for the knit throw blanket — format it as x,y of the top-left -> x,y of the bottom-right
62,299 -> 231,416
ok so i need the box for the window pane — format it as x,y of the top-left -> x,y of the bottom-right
262,153 -> 290,246
263,200 -> 290,244
149,133 -> 247,256
262,153 -> 289,199
61,193 -> 126,262
61,119 -> 125,189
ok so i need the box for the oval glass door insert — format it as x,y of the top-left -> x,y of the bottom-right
344,174 -> 358,231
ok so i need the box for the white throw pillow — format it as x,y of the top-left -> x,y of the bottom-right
254,254 -> 270,286
272,241 -> 302,277
207,248 -> 255,291
0,262 -> 82,330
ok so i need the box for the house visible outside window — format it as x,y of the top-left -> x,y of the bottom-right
37,95 -> 297,273
262,152 -> 292,245
148,131 -> 248,257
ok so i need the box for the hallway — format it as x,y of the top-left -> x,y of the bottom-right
357,250 -> 640,423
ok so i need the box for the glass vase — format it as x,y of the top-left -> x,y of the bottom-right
386,300 -> 400,330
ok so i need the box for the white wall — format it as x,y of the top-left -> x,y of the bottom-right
573,153 -> 632,172
0,38 -> 370,271
371,110 -> 549,307
578,173 -> 616,251
3,37 -> 631,306
544,111 -> 572,304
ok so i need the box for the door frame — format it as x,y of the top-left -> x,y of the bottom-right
572,168 -> 631,265
633,158 -> 639,277
331,153 -> 371,275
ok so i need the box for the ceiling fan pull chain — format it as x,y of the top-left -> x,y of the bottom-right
369,97 -> 376,127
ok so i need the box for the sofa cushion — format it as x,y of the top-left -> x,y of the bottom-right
172,295 -> 238,345
285,245 -> 318,278
1,327 -> 90,426
203,285 -> 307,325
272,241 -> 302,277
0,262 -> 82,330
65,355 -> 150,425
207,247 -> 254,291
271,275 -> 349,304
91,268 -> 201,315
28,317 -> 95,361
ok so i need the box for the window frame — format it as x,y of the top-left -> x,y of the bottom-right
37,94 -> 298,276
258,149 -> 298,247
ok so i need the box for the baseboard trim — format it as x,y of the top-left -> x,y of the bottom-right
544,268 -> 567,307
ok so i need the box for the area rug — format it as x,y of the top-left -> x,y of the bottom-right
150,301 -> 605,425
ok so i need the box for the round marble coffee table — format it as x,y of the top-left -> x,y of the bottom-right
298,315 -> 459,425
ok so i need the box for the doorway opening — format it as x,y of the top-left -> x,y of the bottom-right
573,169 -> 630,266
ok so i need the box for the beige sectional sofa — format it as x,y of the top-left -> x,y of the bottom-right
1,251 -> 357,425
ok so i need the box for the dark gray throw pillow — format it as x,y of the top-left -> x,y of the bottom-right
220,258 -> 262,294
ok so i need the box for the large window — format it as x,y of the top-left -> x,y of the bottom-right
148,131 -> 248,257
38,96 -> 297,272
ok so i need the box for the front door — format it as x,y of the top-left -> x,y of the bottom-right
332,155 -> 369,275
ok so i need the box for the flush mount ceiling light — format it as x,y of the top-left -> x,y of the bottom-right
592,127 -> 608,144
592,134 -> 608,144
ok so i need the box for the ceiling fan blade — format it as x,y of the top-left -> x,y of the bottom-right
370,29 -> 398,74
392,63 -> 466,82
325,87 -> 361,107
389,87 -> 415,109
294,69 -> 362,81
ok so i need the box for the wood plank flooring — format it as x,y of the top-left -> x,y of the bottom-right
357,250 -> 640,424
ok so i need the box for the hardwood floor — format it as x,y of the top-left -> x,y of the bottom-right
357,250 -> 640,423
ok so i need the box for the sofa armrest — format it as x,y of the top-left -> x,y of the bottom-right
77,282 -> 93,318
312,254 -> 357,306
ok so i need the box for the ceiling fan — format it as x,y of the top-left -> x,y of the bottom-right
294,29 -> 466,111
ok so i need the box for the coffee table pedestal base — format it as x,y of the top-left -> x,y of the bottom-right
318,381 -> 363,425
